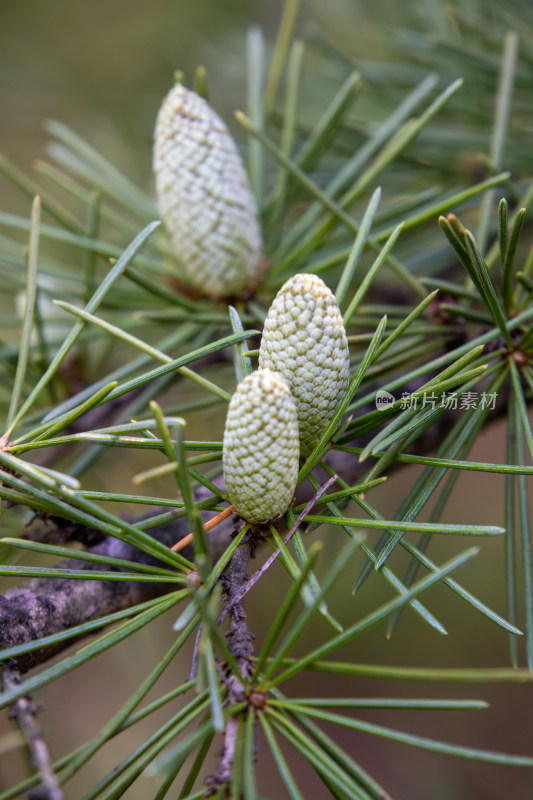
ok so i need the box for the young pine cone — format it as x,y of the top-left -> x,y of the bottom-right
259,273 -> 350,456
223,369 -> 299,524
153,83 -> 263,299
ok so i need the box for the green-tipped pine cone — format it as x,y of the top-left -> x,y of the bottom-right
258,273 -> 350,456
153,84 -> 263,299
223,369 -> 299,523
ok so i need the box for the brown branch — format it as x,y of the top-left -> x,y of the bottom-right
2,668 -> 63,800
0,501 -> 235,674
205,535 -> 255,794
204,480 -> 340,796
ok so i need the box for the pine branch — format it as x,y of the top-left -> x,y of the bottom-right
0,499 -> 234,674
2,668 -> 63,800
0,381 -> 521,677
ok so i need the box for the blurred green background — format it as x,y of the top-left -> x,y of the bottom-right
0,0 -> 299,212
1,1 -> 533,798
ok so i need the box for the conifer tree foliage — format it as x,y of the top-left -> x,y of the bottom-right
1,1 -> 533,797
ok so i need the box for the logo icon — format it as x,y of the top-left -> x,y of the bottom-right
375,389 -> 395,410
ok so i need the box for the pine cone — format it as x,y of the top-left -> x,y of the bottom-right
223,369 -> 299,523
153,83 -> 263,299
259,273 -> 350,456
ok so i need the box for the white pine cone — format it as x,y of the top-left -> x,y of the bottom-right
153,83 -> 263,299
223,369 -> 299,523
258,273 -> 350,456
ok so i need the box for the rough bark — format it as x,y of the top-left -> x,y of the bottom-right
0,505 -> 235,673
